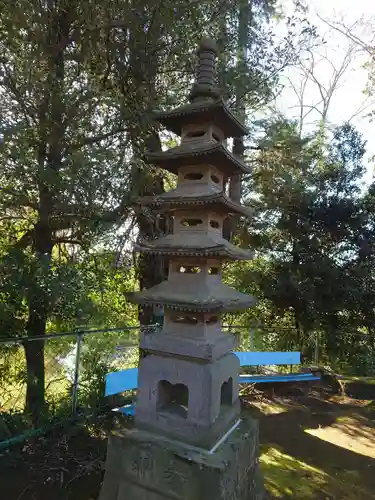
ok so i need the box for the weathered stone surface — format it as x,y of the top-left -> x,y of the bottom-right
135,231 -> 254,261
127,276 -> 255,312
99,36 -> 265,500
135,352 -> 240,448
145,141 -> 251,176
98,417 -> 265,500
140,330 -> 237,361
136,169 -> 252,217
152,98 -> 248,139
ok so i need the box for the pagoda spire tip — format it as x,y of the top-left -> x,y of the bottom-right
198,38 -> 217,54
190,37 -> 220,102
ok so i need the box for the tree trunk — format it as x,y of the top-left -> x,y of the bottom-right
24,220 -> 54,425
24,339 -> 46,427
125,15 -> 169,351
23,3 -> 68,425
131,133 -> 170,360
294,312 -> 303,353
227,0 -> 250,241
136,173 -> 169,360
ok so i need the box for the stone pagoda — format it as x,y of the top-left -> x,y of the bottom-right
99,38 -> 264,500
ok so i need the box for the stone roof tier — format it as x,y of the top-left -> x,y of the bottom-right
136,184 -> 252,218
145,140 -> 251,177
126,280 -> 255,312
135,233 -> 254,261
152,98 -> 248,139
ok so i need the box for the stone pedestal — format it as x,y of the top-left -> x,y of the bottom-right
99,417 -> 265,500
98,37 -> 265,500
135,352 -> 240,448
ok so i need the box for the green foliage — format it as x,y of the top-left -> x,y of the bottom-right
0,0 -> 372,431
235,118 -> 375,363
77,349 -> 111,410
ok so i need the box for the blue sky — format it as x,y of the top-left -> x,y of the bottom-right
274,0 -> 375,184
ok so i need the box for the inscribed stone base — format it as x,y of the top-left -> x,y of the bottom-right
98,418 -> 265,500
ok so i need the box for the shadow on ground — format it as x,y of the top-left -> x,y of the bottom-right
1,379 -> 375,499
0,419 -> 108,500
242,379 -> 375,499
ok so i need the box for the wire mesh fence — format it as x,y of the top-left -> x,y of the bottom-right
7,321 -> 370,445
0,323 -> 322,426
2,319 -> 375,447
0,326 -> 142,439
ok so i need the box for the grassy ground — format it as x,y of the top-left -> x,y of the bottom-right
342,375 -> 375,385
1,377 -> 375,499
245,379 -> 375,499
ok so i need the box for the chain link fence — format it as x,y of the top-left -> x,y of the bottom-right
0,326 -> 143,442
2,320 -> 374,448
0,323 -> 322,421
6,322 -> 369,445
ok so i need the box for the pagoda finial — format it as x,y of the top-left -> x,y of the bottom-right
189,37 -> 221,102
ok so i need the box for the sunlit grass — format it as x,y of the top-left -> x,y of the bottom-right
342,376 -> 375,385
261,446 -> 327,498
1,372 -> 70,413
0,346 -> 71,413
250,400 -> 288,415
260,445 -> 371,499
255,395 -> 375,499
306,414 -> 375,459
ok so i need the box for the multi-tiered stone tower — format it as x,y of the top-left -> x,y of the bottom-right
99,38 -> 264,500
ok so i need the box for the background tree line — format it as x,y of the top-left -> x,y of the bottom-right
0,0 -> 374,427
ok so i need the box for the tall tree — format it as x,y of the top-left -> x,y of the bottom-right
0,0 -> 181,422
0,0 -> 140,423
0,0 -> 317,422
240,119 -> 368,357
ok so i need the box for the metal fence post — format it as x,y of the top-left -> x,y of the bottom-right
72,330 -> 83,415
314,332 -> 319,366
249,328 -> 254,350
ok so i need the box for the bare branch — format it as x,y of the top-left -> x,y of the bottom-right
53,238 -> 84,246
347,95 -> 375,122
282,29 -> 362,133
0,187 -> 37,209
317,15 -> 375,56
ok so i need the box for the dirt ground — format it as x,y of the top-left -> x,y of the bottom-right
243,378 -> 375,499
1,377 -> 375,500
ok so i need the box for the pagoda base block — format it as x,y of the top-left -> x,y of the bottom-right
98,418 -> 265,500
140,331 -> 237,361
136,353 -> 240,448
136,399 -> 240,449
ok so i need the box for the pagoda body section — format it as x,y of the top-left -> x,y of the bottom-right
128,39 -> 255,449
